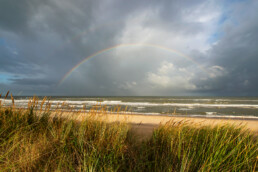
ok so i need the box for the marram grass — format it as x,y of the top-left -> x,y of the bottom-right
138,121 -> 258,172
0,95 -> 257,171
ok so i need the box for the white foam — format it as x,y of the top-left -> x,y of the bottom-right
190,114 -> 258,119
1,98 -> 258,109
137,106 -> 145,109
167,98 -> 258,102
178,108 -> 193,111
205,112 -> 217,115
100,101 -> 258,108
102,100 -> 122,104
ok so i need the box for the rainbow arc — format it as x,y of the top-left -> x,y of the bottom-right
58,43 -> 208,86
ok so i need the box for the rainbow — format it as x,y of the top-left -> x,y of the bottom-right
58,43 -> 207,86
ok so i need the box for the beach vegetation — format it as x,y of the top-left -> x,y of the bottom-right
0,93 -> 257,171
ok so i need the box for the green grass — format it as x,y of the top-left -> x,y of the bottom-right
135,121 -> 257,172
0,96 -> 257,171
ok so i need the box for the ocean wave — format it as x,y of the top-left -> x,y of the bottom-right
178,108 -> 193,111
189,114 -> 258,120
167,98 -> 258,102
1,99 -> 258,108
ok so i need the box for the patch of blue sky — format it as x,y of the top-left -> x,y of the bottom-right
208,32 -> 223,44
207,0 -> 248,45
207,1 -> 237,44
207,15 -> 226,44
218,14 -> 228,25
0,74 -> 13,84
221,0 -> 245,25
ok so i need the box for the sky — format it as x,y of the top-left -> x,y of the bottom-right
0,0 -> 258,96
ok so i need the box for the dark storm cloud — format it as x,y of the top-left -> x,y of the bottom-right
0,0 -> 257,96
0,0 -> 146,95
0,1 -> 115,86
0,0 -> 42,34
192,0 -> 258,96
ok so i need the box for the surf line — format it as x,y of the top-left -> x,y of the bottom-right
58,43 -> 208,86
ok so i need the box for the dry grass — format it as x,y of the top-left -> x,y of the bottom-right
0,93 -> 257,171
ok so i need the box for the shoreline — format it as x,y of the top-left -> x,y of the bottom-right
6,106 -> 258,120
116,112 -> 258,121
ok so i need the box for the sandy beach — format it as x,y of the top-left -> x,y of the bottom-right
62,112 -> 258,140
127,114 -> 258,140
74,113 -> 258,130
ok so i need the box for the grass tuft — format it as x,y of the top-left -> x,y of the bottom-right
0,93 -> 257,171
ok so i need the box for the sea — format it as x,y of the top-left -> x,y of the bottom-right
1,96 -> 258,120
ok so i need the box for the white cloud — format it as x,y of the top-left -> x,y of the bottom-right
146,61 -> 196,90
158,61 -> 174,75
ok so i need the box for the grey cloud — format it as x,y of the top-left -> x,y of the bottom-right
0,0 -> 257,96
0,0 -> 50,36
192,0 -> 258,96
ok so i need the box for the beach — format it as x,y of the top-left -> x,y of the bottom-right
127,114 -> 258,140
2,105 -> 257,171
61,112 -> 258,140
